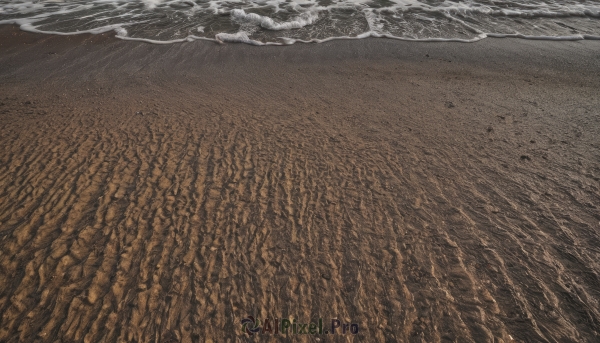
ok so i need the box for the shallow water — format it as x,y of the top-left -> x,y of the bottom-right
1,0 -> 600,44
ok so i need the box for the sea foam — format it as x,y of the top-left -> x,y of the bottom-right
0,0 -> 599,45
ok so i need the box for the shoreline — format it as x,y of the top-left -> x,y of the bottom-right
1,24 -> 599,342
3,21 -> 600,45
1,24 -> 599,82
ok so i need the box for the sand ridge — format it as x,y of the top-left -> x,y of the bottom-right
0,26 -> 599,342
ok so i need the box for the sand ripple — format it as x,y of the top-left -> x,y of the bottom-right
0,29 -> 599,342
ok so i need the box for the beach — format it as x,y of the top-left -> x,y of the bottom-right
0,25 -> 599,342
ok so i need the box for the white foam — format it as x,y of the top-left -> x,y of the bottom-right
142,0 -> 163,10
231,9 -> 318,31
115,27 -> 127,37
116,34 -> 218,44
0,17 -> 131,36
282,31 -> 488,44
486,33 -> 600,41
215,31 -> 266,45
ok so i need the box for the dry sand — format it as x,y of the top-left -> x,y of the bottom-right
0,25 -> 599,342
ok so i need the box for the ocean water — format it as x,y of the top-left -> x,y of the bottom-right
1,0 -> 599,44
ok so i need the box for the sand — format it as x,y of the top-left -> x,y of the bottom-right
0,25 -> 599,342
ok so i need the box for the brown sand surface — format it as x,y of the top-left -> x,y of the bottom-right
0,25 -> 599,342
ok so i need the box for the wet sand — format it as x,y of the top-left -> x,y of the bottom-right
0,25 -> 599,342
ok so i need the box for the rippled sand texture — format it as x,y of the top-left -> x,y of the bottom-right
0,28 -> 599,342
